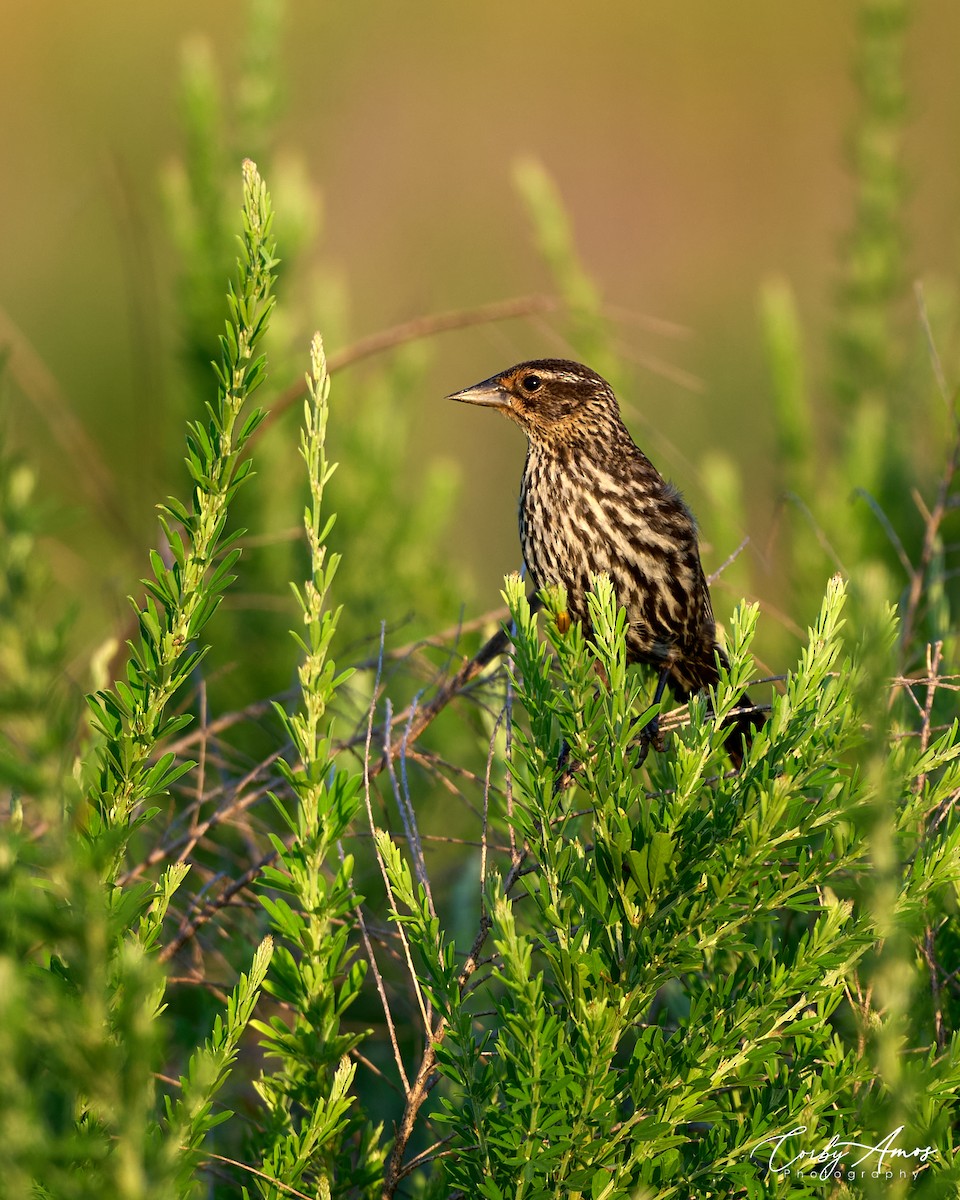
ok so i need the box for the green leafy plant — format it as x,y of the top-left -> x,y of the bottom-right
0,160 -> 278,1198
249,336 -> 381,1197
377,574 -> 960,1197
3,1 -> 960,1196
86,158 -> 276,859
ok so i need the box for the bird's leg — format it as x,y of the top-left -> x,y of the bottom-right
634,668 -> 670,767
552,737 -> 574,797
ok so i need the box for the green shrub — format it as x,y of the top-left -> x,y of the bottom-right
3,2 -> 960,1196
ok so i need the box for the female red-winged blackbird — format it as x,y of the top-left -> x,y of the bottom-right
448,358 -> 764,766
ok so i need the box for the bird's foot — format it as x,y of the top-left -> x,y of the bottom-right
632,709 -> 666,768
552,739 -> 580,796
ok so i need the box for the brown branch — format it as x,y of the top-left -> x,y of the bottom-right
900,284 -> 960,659
132,606 -> 515,885
157,605 -> 530,962
381,608 -> 532,1196
364,596 -> 541,784
0,305 -> 136,547
121,753 -> 287,885
256,294 -> 563,442
349,605 -> 513,672
381,849 -> 529,1198
343,842 -> 412,1096
159,850 -> 273,963
900,428 -> 960,657
915,640 -> 947,1052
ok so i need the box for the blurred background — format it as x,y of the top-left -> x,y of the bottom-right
3,0 -> 960,685
6,1 -> 960,1168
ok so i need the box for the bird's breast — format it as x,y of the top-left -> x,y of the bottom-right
518,445 -> 703,646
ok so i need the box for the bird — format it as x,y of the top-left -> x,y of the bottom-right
447,358 -> 765,767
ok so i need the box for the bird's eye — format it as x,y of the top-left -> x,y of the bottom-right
521,374 -> 542,393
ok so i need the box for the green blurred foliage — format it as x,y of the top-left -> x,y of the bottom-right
2,0 -> 960,1194
5,0 -> 960,665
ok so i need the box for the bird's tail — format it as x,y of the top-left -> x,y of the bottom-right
667,650 -> 765,768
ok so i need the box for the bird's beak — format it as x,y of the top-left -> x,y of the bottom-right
445,376 -> 512,410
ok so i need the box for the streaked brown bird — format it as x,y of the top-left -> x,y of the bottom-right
447,358 -> 764,766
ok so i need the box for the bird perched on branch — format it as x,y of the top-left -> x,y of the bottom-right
447,358 -> 764,766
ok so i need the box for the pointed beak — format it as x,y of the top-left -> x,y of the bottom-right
446,376 -> 513,410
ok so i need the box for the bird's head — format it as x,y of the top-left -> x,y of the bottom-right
447,359 -> 621,443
